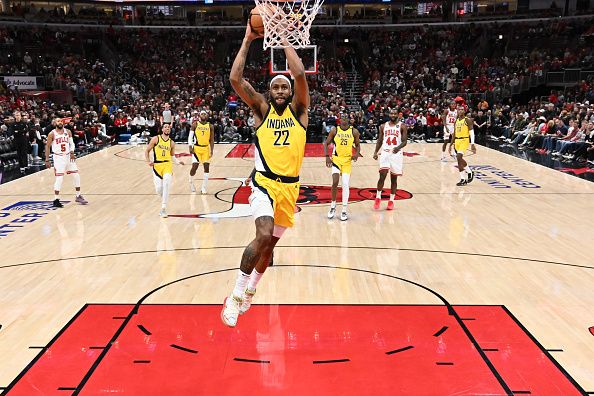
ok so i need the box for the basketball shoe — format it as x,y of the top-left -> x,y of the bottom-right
373,198 -> 381,210
239,289 -> 256,315
75,195 -> 88,205
467,170 -> 474,183
386,201 -> 394,211
327,207 -> 336,219
340,210 -> 348,221
221,295 -> 242,327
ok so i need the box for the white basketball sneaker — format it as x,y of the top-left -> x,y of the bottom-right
221,295 -> 242,327
239,288 -> 256,315
327,207 -> 336,219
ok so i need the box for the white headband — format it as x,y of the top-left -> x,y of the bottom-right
270,74 -> 292,89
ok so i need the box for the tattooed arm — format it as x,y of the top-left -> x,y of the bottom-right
229,24 -> 268,122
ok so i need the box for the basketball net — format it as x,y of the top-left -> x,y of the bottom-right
253,0 -> 324,49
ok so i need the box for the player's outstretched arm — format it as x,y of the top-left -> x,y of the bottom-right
229,24 -> 267,120
353,128 -> 362,161
284,46 -> 310,118
324,127 -> 337,167
373,124 -> 384,160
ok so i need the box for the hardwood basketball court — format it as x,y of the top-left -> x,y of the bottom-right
1,143 -> 593,395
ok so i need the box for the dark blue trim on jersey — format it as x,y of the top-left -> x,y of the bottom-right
252,174 -> 274,207
288,104 -> 308,131
153,167 -> 162,179
253,134 -> 273,174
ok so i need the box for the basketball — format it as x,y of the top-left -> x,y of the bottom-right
249,8 -> 264,35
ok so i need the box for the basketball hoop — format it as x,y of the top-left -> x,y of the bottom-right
253,0 -> 324,50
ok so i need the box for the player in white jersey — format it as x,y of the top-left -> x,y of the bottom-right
44,118 -> 88,208
373,109 -> 408,211
441,102 -> 457,161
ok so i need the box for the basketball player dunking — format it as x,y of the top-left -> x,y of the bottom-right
449,106 -> 476,186
145,124 -> 184,217
45,118 -> 88,207
373,109 -> 407,211
441,101 -> 457,161
188,110 -> 214,194
323,113 -> 361,221
221,23 -> 309,327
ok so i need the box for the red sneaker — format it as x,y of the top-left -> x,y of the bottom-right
373,198 -> 381,210
386,200 -> 394,211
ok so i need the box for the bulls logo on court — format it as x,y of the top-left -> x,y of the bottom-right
171,177 -> 412,219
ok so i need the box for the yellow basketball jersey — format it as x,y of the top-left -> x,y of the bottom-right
333,126 -> 354,158
193,122 -> 211,146
455,118 -> 470,139
154,135 -> 172,162
255,104 -> 306,177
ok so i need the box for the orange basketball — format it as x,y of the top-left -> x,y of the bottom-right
249,8 -> 264,35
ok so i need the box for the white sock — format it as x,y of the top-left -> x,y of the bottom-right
376,190 -> 381,199
247,269 -> 263,291
341,173 -> 350,207
232,269 -> 251,298
331,201 -> 336,209
54,194 -> 59,200
460,171 -> 467,180
464,166 -> 471,174
202,173 -> 209,189
390,193 -> 395,202
76,191 -> 81,198
162,173 -> 172,207
189,175 -> 194,183
72,172 -> 81,189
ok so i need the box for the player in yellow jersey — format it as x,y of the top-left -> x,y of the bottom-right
188,110 -> 214,194
221,23 -> 309,327
145,124 -> 184,217
323,113 -> 361,221
449,106 -> 476,186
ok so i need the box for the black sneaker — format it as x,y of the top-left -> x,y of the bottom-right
53,199 -> 63,208
467,171 -> 474,183
456,179 -> 468,186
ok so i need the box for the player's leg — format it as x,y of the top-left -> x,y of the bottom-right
456,152 -> 468,186
387,154 -> 402,210
240,226 -> 284,315
328,166 -> 340,219
340,170 -> 351,221
374,169 -> 388,209
202,161 -> 210,194
160,172 -> 172,217
67,161 -> 87,204
189,153 -> 199,192
222,181 -> 276,327
52,154 -> 65,207
153,172 -> 163,196
441,128 -> 450,161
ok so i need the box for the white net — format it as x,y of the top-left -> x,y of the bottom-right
253,0 -> 325,49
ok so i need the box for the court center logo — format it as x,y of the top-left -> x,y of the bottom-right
0,201 -> 67,238
170,177 -> 412,219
